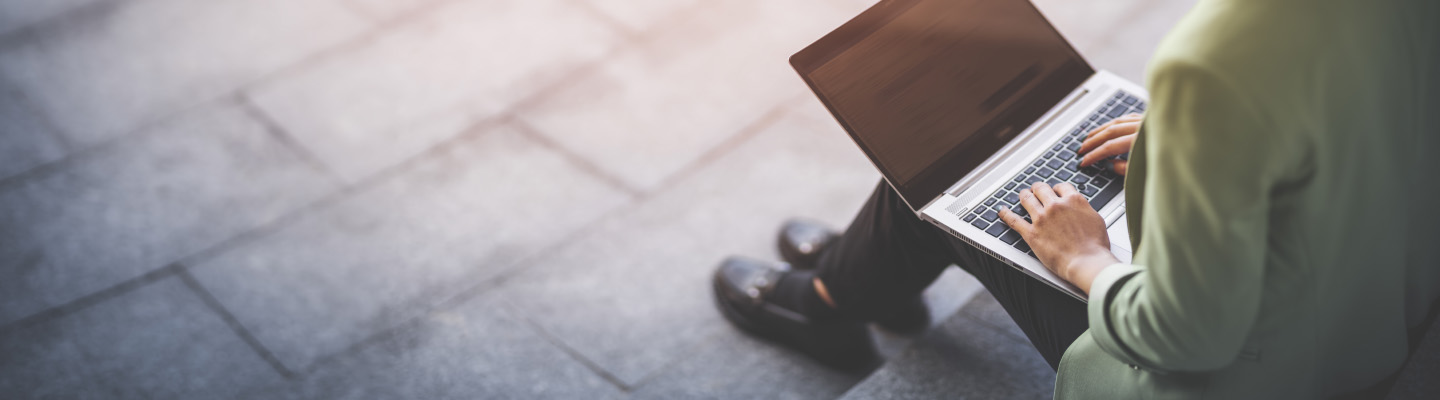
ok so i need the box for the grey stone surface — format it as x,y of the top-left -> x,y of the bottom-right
0,0 -> 369,145
247,0 -> 619,183
190,123 -> 631,371
0,0 -> 104,36
840,292 -> 1057,400
342,0 -> 440,22
626,330 -> 869,400
0,79 -> 66,181
0,103 -> 337,326
516,0 -> 864,191
0,276 -> 285,399
576,0 -> 702,33
493,109 -> 881,385
237,293 -> 622,400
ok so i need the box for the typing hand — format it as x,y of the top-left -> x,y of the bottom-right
1078,113 -> 1142,175
999,182 -> 1118,295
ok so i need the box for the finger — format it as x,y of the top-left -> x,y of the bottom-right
1019,188 -> 1044,217
1080,121 -> 1140,154
1030,182 -> 1058,206
1083,114 -> 1142,140
1110,160 -> 1129,176
1079,135 -> 1136,167
1052,181 -> 1080,197
999,209 -> 1031,235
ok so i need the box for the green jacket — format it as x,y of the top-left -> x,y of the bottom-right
1055,0 -> 1440,398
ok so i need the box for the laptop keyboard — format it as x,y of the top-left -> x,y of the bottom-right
959,91 -> 1145,256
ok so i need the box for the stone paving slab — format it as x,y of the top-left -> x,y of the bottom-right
0,103 -> 337,326
0,276 -> 284,399
189,123 -> 632,372
237,293 -> 622,400
575,0 -> 701,34
0,78 -> 66,181
517,0 -> 866,191
625,329 -> 870,400
0,0 -> 102,36
839,291 -> 1057,400
0,0 -> 369,145
247,0 -> 619,183
494,105 -> 903,386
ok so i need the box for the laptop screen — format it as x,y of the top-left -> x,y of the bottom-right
791,0 -> 1092,208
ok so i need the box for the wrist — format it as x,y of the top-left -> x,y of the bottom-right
1062,250 -> 1119,295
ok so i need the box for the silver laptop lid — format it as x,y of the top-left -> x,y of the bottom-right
790,0 -> 1093,210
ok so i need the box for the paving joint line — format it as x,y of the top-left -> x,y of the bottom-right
0,263 -> 176,337
516,313 -> 634,393
561,0 -> 642,42
233,93 -> 348,186
0,0 -> 467,192
507,115 -> 645,198
174,263 -> 299,379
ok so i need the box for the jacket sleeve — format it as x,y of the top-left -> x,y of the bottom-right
1086,59 -> 1293,372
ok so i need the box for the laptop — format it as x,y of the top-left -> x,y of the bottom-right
790,0 -> 1142,300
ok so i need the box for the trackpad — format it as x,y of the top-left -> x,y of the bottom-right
1107,214 -> 1133,263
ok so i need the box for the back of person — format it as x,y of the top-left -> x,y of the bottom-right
1055,0 -> 1440,398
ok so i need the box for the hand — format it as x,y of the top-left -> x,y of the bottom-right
999,182 -> 1119,294
1078,113 -> 1142,175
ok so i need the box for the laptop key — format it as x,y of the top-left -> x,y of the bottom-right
1106,105 -> 1127,118
1087,180 -> 1124,211
1003,192 -> 1021,204
971,219 -> 990,230
999,229 -> 1022,245
1004,182 -> 1017,190
1066,142 -> 1082,152
1024,166 -> 1036,174
1072,174 -> 1090,184
985,223 -> 1008,238
1122,95 -> 1138,105
1059,150 -> 1076,160
1046,178 -> 1063,186
1025,175 -> 1045,185
962,213 -> 976,222
1012,203 -> 1027,217
984,198 -> 997,206
1046,159 -> 1063,170
1035,167 -> 1054,178
1056,170 -> 1073,180
1014,240 -> 1031,253
981,209 -> 999,222
1080,184 -> 1099,197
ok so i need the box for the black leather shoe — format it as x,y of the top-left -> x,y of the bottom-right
712,256 -> 878,370
776,219 -> 932,335
777,218 -> 837,269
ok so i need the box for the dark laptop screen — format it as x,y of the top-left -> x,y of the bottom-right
791,0 -> 1092,208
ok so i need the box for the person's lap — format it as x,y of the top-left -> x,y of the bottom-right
816,180 -> 1089,369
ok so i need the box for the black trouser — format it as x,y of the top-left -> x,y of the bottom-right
815,181 -> 1089,369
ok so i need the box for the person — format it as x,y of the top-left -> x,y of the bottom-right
711,0 -> 1440,398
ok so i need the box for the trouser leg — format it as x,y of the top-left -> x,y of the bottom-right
814,180 -> 1090,369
